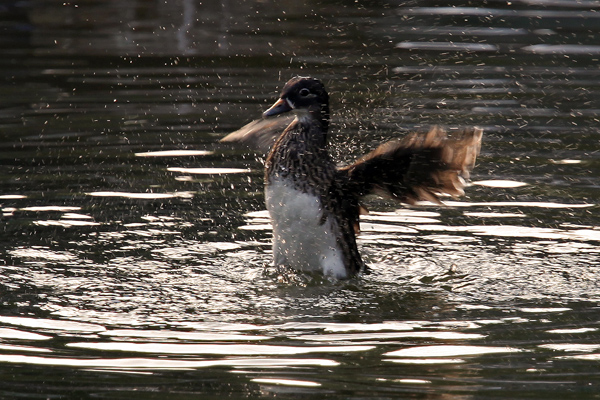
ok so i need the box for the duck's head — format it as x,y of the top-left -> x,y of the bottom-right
263,77 -> 330,127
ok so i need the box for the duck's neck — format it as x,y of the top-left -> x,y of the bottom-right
265,104 -> 334,189
304,101 -> 330,142
318,102 -> 330,135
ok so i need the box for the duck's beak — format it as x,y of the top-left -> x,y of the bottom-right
263,98 -> 293,117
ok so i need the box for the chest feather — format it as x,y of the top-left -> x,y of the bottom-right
265,179 -> 347,279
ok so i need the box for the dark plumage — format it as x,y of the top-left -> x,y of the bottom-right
222,76 -> 482,279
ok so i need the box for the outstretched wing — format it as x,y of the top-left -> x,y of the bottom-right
220,115 -> 295,153
338,126 -> 483,205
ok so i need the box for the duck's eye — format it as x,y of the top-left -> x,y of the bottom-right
299,88 -> 311,97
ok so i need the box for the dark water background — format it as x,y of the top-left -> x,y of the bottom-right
2,0 -> 600,398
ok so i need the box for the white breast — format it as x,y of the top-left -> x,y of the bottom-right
265,179 -> 347,279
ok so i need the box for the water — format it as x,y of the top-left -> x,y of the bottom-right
1,0 -> 600,398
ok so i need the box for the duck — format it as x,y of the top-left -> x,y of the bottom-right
222,76 -> 482,279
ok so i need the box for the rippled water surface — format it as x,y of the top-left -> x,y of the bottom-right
2,1 -> 600,398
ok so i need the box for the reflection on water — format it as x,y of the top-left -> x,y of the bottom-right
167,166 -> 251,174
384,345 -> 523,358
472,179 -> 528,188
1,0 -> 600,398
135,150 -> 214,157
0,309 -> 599,396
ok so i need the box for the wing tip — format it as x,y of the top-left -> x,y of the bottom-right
220,115 -> 295,152
346,125 -> 483,205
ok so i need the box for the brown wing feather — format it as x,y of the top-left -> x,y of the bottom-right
338,126 -> 482,205
220,115 -> 296,153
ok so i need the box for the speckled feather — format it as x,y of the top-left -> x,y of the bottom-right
265,112 -> 364,277
223,76 -> 482,278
